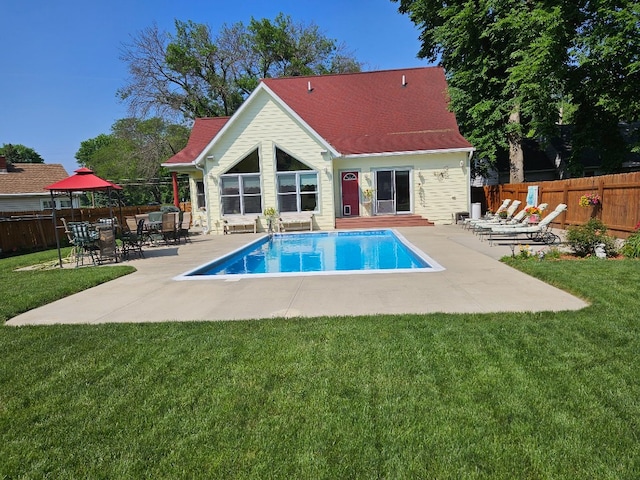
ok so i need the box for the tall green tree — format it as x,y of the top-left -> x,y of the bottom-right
0,144 -> 44,164
118,14 -> 362,120
394,0 -> 640,181
76,118 -> 190,205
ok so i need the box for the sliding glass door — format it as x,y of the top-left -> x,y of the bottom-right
374,169 -> 411,214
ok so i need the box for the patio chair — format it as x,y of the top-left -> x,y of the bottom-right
120,218 -> 145,260
146,211 -> 164,244
474,203 -> 549,237
160,212 -> 177,244
468,200 -> 522,231
60,217 -> 79,264
488,204 -> 567,246
68,222 -> 100,267
464,199 -> 511,228
178,211 -> 192,243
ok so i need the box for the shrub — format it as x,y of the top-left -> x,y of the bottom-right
565,218 -> 617,257
621,224 -> 640,259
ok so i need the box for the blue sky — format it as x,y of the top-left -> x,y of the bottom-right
0,0 -> 432,175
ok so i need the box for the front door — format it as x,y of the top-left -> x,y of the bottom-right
341,171 -> 360,216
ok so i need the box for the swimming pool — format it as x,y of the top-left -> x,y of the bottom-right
175,229 -> 444,280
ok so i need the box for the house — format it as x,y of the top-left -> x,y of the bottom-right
163,67 -> 474,233
0,157 -> 75,213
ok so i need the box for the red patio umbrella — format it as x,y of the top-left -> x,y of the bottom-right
45,168 -> 123,268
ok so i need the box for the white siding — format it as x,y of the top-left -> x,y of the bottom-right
203,90 -> 335,233
0,195 -> 49,212
334,152 -> 470,224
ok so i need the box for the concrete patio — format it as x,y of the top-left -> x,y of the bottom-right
6,225 -> 588,326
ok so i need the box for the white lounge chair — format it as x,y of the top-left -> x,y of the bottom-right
488,204 -> 567,246
278,212 -> 314,232
474,203 -> 549,236
464,198 -> 511,228
468,200 -> 522,230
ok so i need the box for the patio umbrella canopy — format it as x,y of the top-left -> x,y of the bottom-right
45,167 -> 123,192
45,167 -> 123,268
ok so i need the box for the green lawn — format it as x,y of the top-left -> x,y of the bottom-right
0,250 -> 638,478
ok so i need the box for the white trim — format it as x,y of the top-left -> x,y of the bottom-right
191,83 -> 340,167
160,162 -> 197,168
261,84 -> 340,158
343,147 -> 475,159
0,192 -> 53,197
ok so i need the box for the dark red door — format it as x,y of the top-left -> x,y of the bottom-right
341,171 -> 359,216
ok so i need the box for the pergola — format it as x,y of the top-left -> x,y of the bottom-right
45,167 -> 122,268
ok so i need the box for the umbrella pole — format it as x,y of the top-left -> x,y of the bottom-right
51,191 -> 63,268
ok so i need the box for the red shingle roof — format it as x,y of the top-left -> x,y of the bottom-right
164,117 -> 230,165
163,67 -> 472,166
0,163 -> 70,195
262,66 -> 472,155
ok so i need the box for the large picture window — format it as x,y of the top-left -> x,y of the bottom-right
275,147 -> 318,212
220,149 -> 262,215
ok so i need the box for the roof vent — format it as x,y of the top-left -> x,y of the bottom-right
402,75 -> 407,87
307,81 -> 313,92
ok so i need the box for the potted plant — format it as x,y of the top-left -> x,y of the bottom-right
362,188 -> 374,204
524,206 -> 542,223
579,193 -> 601,207
264,207 -> 278,232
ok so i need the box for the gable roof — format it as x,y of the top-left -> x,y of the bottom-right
0,163 -> 70,196
164,117 -> 230,166
262,67 -> 472,156
163,67 -> 472,167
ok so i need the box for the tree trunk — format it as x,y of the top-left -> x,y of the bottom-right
508,108 -> 525,183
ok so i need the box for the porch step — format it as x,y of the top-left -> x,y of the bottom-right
335,215 -> 434,230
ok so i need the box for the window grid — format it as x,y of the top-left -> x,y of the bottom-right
221,174 -> 262,215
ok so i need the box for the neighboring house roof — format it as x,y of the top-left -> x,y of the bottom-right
164,67 -> 472,167
262,67 -> 472,156
0,163 -> 69,195
164,117 -> 230,166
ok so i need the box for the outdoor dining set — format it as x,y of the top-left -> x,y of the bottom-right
61,211 -> 191,267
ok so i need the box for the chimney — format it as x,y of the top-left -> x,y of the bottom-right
0,155 -> 7,174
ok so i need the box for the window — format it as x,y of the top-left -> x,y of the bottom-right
220,149 -> 262,215
375,169 -> 411,214
275,147 -> 318,212
196,181 -> 205,210
41,198 -> 73,210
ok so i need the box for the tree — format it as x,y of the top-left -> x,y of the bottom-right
76,118 -> 190,205
394,0 -> 640,181
0,144 -> 44,164
118,14 -> 362,121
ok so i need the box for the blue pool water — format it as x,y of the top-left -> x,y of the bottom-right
177,229 -> 444,279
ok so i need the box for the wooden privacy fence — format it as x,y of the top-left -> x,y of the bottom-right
0,203 -> 191,255
476,171 -> 640,238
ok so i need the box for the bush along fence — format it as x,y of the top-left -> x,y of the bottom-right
473,171 -> 640,239
0,203 -> 191,256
